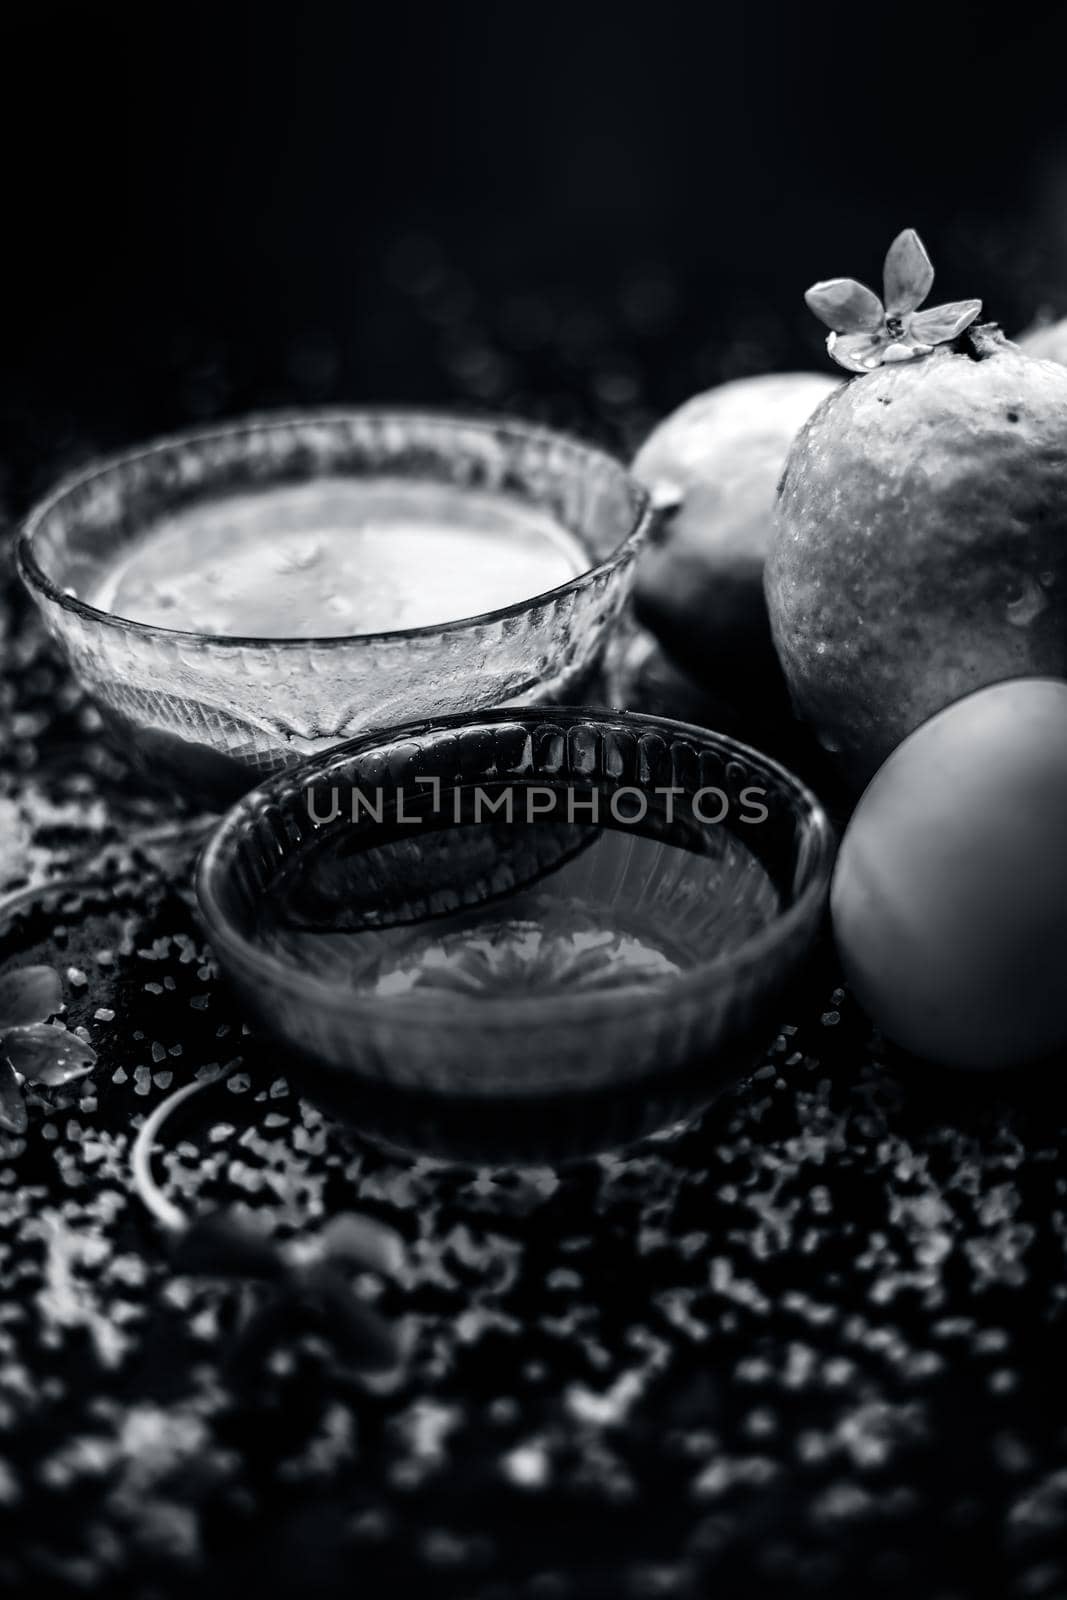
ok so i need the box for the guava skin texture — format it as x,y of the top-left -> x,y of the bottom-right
1018,316 -> 1067,366
765,330 -> 1067,791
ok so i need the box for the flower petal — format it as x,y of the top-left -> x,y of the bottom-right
883,340 -> 934,363
0,1059 -> 27,1135
805,278 -> 884,333
909,299 -> 983,345
883,229 -> 934,314
0,965 -> 63,1030
319,1213 -> 407,1279
3,1023 -> 96,1086
826,329 -> 891,374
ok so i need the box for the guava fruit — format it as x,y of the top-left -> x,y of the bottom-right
631,371 -> 837,690
1018,315 -> 1067,365
766,229 -> 1067,791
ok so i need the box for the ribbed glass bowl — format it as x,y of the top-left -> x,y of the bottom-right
17,411 -> 650,805
196,707 -> 835,1159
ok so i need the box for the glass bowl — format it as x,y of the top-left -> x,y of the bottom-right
196,706 -> 835,1160
17,411 -> 651,806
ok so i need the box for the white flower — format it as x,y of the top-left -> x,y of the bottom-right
806,229 -> 982,374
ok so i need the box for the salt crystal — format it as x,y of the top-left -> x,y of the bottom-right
503,1442 -> 549,1488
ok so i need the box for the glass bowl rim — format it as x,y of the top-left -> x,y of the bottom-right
195,705 -> 836,1025
16,406 -> 652,652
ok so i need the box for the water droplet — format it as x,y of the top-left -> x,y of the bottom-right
1005,575 -> 1048,628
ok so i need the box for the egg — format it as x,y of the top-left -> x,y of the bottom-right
830,678 -> 1067,1070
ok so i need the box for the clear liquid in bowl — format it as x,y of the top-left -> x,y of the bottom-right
252,802 -> 781,1004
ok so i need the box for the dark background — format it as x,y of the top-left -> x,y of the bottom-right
3,0 -> 1067,484
4,11 -> 1067,1598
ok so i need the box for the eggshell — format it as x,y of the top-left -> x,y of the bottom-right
830,678 -> 1067,1070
